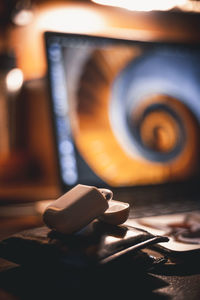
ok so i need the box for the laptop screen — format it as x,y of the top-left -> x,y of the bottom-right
44,31 -> 200,192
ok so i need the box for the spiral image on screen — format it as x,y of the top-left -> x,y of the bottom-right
47,34 -> 200,187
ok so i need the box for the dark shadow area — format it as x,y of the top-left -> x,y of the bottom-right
0,260 -> 170,300
150,249 -> 200,277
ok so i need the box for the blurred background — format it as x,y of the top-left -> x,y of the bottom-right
0,0 -> 200,236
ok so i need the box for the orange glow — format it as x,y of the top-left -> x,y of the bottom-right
10,3 -> 109,80
92,0 -> 187,12
10,2 -> 194,80
139,111 -> 179,153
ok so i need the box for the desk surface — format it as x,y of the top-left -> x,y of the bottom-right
0,255 -> 200,300
0,214 -> 200,300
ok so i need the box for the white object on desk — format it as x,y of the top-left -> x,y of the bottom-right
43,184 -> 130,234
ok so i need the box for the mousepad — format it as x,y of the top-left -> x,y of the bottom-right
126,210 -> 200,253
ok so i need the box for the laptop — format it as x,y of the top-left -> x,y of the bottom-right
44,31 -> 200,252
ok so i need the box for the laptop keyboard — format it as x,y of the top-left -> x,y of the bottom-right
128,198 -> 200,219
112,182 -> 200,218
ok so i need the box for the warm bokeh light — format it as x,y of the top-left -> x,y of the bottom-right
10,3 -> 110,80
35,6 -> 107,33
10,1 -> 199,81
6,68 -> 24,93
12,9 -> 34,26
92,0 -> 187,12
